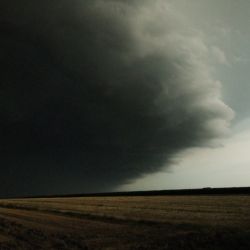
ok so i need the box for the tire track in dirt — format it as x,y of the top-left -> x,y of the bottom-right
0,207 -> 90,249
0,202 -> 167,227
0,206 -> 159,250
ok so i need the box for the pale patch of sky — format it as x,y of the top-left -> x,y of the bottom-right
119,123 -> 250,191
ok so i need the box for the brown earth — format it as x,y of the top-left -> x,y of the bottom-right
0,195 -> 249,249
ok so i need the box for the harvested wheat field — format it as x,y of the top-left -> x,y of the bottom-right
0,195 -> 249,249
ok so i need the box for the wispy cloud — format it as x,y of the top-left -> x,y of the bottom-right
211,46 -> 230,66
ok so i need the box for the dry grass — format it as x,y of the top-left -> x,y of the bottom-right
0,195 -> 249,249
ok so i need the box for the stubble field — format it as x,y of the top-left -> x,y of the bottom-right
0,195 -> 249,249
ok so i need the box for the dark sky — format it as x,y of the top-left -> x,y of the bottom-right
0,0 -> 233,197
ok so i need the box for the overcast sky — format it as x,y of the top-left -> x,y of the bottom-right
0,0 -> 249,197
120,0 -> 250,191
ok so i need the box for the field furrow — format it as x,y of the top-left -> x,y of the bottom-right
0,195 -> 249,249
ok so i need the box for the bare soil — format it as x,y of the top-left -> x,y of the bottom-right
0,195 -> 249,249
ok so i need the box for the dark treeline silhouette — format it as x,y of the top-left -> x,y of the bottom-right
5,187 -> 250,199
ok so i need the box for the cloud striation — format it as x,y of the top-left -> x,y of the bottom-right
0,0 -> 233,197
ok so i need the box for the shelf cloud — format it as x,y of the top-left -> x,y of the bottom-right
0,0 -> 233,197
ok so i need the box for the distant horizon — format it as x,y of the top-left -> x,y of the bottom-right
2,186 -> 250,200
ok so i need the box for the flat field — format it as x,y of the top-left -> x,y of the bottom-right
0,195 -> 249,249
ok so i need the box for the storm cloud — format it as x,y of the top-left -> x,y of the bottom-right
0,0 -> 233,197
